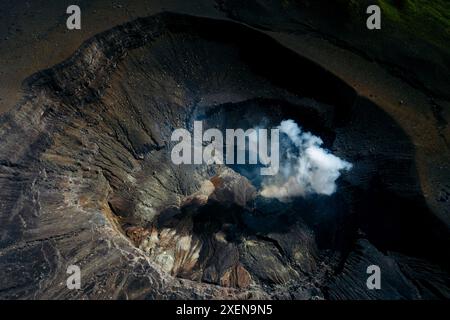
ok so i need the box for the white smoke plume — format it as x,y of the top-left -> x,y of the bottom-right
260,120 -> 352,201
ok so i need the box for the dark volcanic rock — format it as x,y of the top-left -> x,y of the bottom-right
326,239 -> 420,300
0,12 -> 448,299
216,0 -> 450,101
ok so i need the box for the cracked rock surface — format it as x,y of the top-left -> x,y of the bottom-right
0,12 -> 449,299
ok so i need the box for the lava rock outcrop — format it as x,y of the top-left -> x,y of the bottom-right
0,12 -> 448,299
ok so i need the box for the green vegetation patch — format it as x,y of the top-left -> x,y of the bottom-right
378,0 -> 450,50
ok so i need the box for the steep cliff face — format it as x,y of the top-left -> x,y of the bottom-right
0,12 -> 448,299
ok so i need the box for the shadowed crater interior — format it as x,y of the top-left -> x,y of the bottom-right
0,12 -> 448,299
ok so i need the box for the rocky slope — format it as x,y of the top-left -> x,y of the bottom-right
0,12 -> 448,299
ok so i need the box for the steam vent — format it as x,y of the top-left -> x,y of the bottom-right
0,6 -> 449,300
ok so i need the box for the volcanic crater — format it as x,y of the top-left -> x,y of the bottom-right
0,12 -> 448,299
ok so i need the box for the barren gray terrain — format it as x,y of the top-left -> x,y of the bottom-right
0,1 -> 449,300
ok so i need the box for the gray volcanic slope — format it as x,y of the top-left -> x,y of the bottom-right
0,12 -> 448,299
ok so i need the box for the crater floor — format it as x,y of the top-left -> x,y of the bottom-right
0,12 -> 448,299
